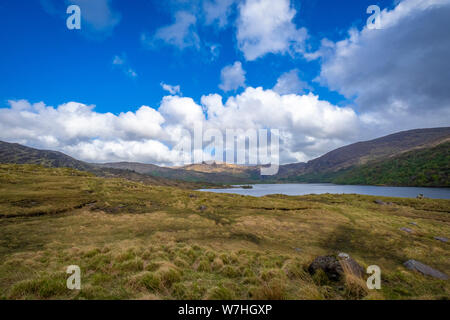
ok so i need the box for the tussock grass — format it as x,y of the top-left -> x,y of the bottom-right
0,164 -> 449,299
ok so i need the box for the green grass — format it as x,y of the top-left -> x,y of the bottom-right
0,164 -> 449,300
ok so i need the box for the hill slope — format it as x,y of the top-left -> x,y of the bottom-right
331,141 -> 450,187
1,127 -> 449,187
276,127 -> 450,180
0,141 -> 212,188
0,164 -> 449,299
0,141 -> 91,170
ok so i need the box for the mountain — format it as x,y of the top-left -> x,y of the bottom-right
1,127 -> 449,187
275,127 -> 450,180
330,141 -> 450,187
0,141 -> 213,188
96,161 -> 260,184
0,140 -> 91,171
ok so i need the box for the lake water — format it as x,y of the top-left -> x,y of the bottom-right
199,183 -> 450,199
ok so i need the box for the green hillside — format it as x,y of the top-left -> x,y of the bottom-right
331,142 -> 450,187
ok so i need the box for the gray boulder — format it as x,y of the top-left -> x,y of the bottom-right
434,236 -> 448,243
400,227 -> 413,233
338,253 -> 365,278
403,260 -> 448,280
308,254 -> 364,281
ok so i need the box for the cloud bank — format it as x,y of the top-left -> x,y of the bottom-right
0,88 -> 360,165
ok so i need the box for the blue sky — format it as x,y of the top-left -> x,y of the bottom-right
0,0 -> 393,113
0,0 -> 448,165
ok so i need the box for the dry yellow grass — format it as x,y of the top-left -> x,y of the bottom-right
0,164 -> 449,299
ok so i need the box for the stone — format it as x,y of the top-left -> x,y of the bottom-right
198,205 -> 207,211
434,236 -> 448,243
337,253 -> 365,278
403,260 -> 448,280
374,199 -> 386,205
338,252 -> 350,259
294,247 -> 302,253
409,222 -> 418,226
308,254 -> 364,281
308,256 -> 343,281
400,227 -> 413,233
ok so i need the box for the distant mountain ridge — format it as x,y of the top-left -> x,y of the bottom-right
0,141 -> 214,188
1,127 -> 449,187
275,127 -> 450,180
0,140 -> 91,171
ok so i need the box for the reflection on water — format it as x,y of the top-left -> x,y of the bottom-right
199,183 -> 450,199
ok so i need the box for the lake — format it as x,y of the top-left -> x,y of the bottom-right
199,183 -> 450,199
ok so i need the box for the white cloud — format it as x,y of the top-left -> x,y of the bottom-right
219,61 -> 246,92
236,0 -> 307,61
161,82 -> 182,95
312,0 -> 450,136
145,11 -> 200,50
203,0 -> 236,28
273,69 -> 312,95
0,86 -> 362,165
208,43 -> 221,60
112,54 -> 137,78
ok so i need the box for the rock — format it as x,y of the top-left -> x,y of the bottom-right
188,194 -> 196,198
294,247 -> 302,253
400,227 -> 413,233
308,256 -> 343,281
409,222 -> 418,226
416,194 -> 424,199
434,236 -> 448,243
338,252 -> 350,259
198,205 -> 207,211
337,253 -> 365,278
403,260 -> 448,280
308,254 -> 364,281
374,199 -> 386,205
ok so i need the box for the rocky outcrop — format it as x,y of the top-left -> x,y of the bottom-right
308,253 -> 364,281
403,260 -> 448,280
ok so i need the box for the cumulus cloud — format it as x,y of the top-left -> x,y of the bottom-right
219,61 -> 246,92
236,0 -> 308,60
161,82 -> 182,95
0,87 -> 362,165
312,0 -> 450,136
112,55 -> 137,78
144,11 -> 200,50
273,69 -> 312,95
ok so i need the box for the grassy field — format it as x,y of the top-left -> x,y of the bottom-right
0,164 -> 449,300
